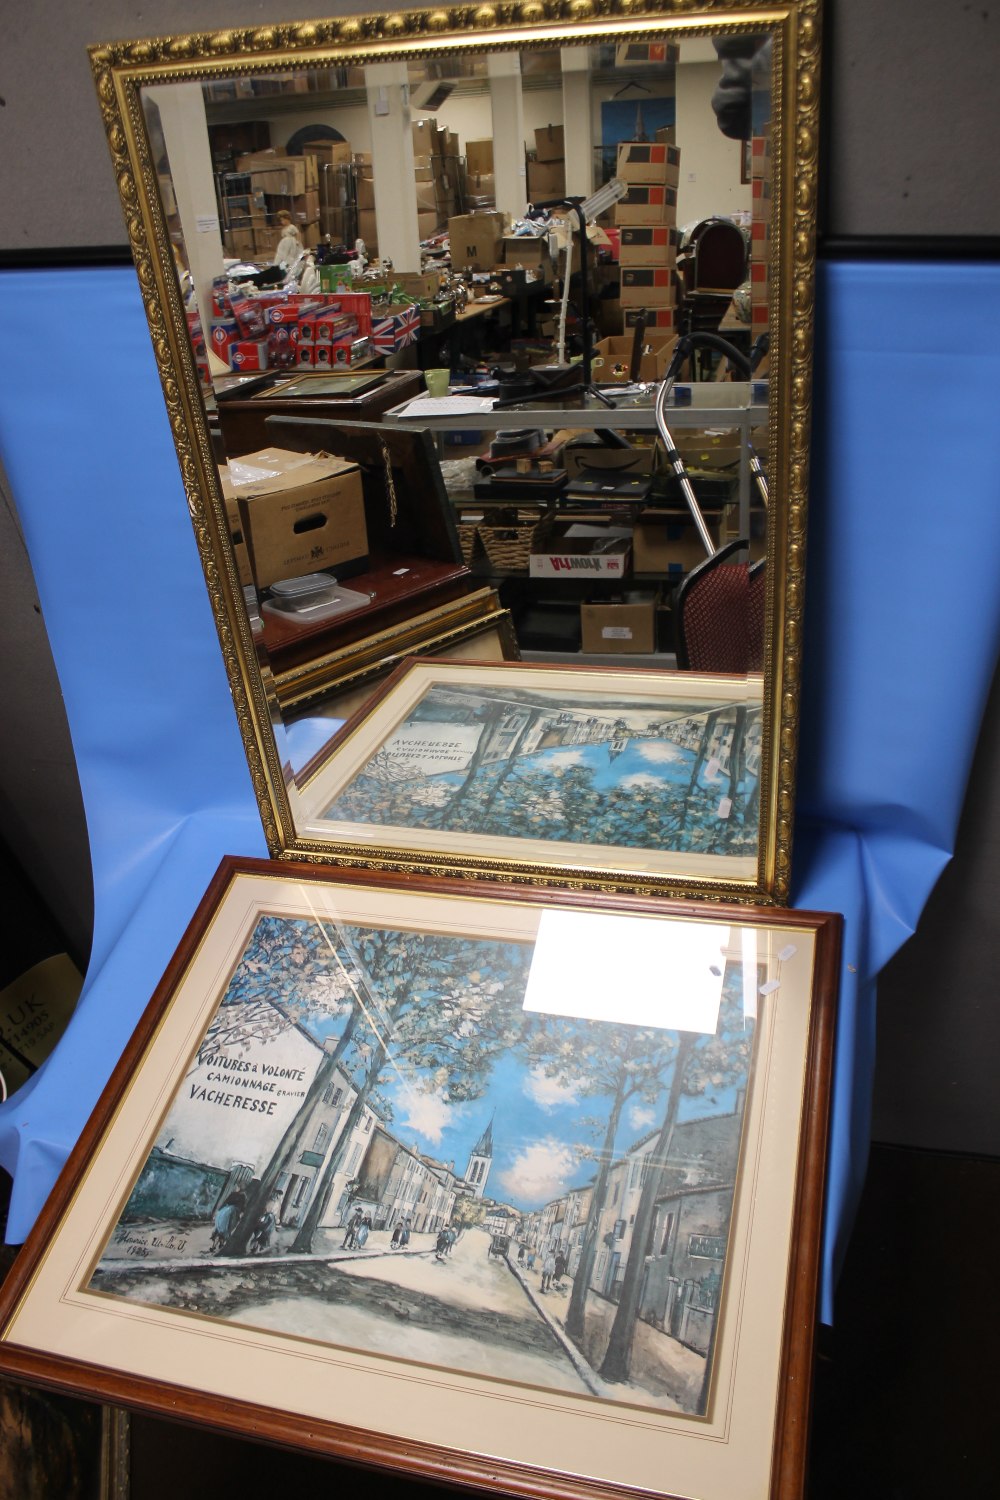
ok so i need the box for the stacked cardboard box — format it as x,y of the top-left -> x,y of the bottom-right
613,139 -> 681,337
749,126 -> 771,343
448,211 -> 506,272
463,139 -> 495,208
527,124 -> 565,203
224,150 -> 321,258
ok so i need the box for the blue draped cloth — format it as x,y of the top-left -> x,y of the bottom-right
1,262 -> 999,1321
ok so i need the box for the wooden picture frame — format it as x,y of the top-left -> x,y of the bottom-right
0,858 -> 839,1500
291,657 -> 766,897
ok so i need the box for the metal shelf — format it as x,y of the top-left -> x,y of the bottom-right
384,398 -> 767,433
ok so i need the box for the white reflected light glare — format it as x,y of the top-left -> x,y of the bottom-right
523,910 -> 728,1035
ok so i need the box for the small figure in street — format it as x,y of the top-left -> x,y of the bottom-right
356,1215 -> 371,1249
517,1243 -> 526,1265
444,1227 -> 456,1256
435,1228 -> 450,1261
390,1223 -> 404,1249
541,1250 -> 556,1293
526,1250 -> 536,1272
554,1250 -> 567,1287
249,1202 -> 278,1255
210,1192 -> 243,1253
399,1218 -> 411,1248
342,1207 -> 364,1249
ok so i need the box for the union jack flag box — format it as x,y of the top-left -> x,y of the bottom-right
371,302 -> 421,354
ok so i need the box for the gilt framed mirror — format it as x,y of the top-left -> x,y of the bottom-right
89,1 -> 820,903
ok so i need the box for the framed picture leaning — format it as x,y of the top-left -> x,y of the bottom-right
0,859 -> 839,1500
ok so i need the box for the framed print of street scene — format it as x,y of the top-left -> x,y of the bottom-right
0,860 -> 839,1500
292,660 -> 766,897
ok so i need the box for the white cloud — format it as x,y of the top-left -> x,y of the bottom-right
544,749 -> 585,768
524,1066 -> 581,1112
637,742 -> 685,764
499,1139 -> 576,1205
629,1104 -> 656,1130
399,1091 -> 453,1145
621,773 -> 661,790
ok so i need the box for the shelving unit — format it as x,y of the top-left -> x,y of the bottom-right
385,394 -> 767,662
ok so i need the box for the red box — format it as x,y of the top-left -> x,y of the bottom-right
297,342 -> 318,366
267,324 -> 298,369
228,291 -> 267,339
210,319 -> 239,355
228,340 -> 269,371
261,298 -> 300,327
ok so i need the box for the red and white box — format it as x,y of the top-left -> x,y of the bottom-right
210,319 -> 239,357
228,340 -> 269,372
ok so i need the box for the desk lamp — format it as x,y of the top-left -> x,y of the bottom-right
525,176 -> 629,404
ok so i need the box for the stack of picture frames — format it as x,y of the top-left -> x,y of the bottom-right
0,3 -> 840,1498
0,851 -> 840,1500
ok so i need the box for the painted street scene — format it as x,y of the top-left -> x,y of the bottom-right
319,683 -> 762,858
89,913 -> 757,1416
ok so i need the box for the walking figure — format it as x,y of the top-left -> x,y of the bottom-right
342,1207 -> 363,1249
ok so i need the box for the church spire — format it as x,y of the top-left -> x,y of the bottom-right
465,1114 -> 495,1199
471,1113 -> 494,1160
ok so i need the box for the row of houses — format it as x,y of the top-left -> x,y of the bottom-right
516,1101 -> 745,1355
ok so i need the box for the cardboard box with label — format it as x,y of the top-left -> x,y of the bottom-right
580,591 -> 659,654
448,211 -> 506,270
562,441 -> 656,479
619,225 -> 682,266
356,174 -> 375,211
223,448 -> 369,589
614,184 -> 679,227
616,141 -> 681,186
530,525 -> 631,579
622,305 -> 677,333
620,266 -> 680,307
412,119 -> 435,155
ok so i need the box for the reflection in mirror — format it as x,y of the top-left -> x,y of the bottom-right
93,3 -> 815,900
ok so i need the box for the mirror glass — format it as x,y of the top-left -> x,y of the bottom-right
93,4 -> 816,901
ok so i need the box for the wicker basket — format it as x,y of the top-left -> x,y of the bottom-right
479,508 -> 549,574
456,521 -> 483,566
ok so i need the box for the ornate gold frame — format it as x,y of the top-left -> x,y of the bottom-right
89,1 -> 821,905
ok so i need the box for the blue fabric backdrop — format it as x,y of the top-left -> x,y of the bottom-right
1,261 -> 999,1322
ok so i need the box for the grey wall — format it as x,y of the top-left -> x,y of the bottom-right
1,0 -> 998,1152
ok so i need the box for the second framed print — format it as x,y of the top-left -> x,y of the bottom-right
291,660 -> 767,899
0,859 -> 839,1500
